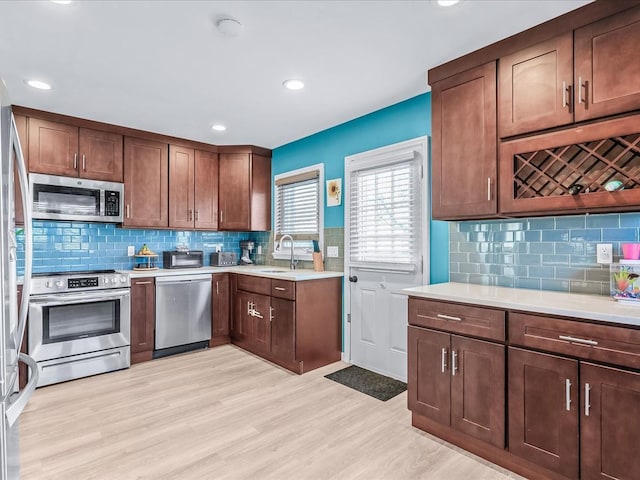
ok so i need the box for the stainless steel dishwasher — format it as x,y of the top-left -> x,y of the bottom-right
155,273 -> 212,353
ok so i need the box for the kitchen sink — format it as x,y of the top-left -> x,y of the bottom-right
257,269 -> 289,273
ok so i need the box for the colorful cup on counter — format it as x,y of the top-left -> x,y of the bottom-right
621,243 -> 640,260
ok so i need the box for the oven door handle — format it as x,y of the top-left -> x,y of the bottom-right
30,289 -> 130,306
6,353 -> 39,427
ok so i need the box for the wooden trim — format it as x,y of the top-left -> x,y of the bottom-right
217,145 -> 272,157
428,0 -> 640,85
411,413 -> 573,480
131,351 -> 153,364
209,336 -> 231,348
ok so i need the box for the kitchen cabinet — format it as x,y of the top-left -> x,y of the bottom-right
218,152 -> 270,231
232,274 -> 341,373
13,113 -> 28,225
408,324 -> 505,448
123,136 -> 168,228
168,146 -> 219,230
431,62 -> 497,220
210,273 -> 230,347
499,114 -> 640,216
130,277 -> 155,364
499,6 -> 640,137
28,118 -> 123,181
508,347 -> 579,479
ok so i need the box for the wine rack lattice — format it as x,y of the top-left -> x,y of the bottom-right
513,133 -> 640,199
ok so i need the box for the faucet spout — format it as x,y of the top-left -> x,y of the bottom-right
278,234 -> 297,270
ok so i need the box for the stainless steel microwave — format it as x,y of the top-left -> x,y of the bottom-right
29,173 -> 124,223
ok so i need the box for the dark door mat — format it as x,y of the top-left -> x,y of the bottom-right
325,365 -> 407,401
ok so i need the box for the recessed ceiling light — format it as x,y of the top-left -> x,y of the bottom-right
51,0 -> 72,4
216,18 -> 243,37
211,124 -> 227,132
437,0 -> 460,6
25,79 -> 52,90
283,79 -> 304,91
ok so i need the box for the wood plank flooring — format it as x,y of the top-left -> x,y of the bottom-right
20,345 -> 523,479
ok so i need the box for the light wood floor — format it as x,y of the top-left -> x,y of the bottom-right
20,345 -> 523,479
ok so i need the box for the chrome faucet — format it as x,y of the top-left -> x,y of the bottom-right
278,234 -> 297,270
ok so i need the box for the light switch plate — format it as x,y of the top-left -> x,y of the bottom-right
596,243 -> 613,264
257,245 -> 262,254
327,246 -> 339,258
127,245 -> 135,257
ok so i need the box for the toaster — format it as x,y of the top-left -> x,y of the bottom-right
162,250 -> 204,268
210,252 -> 237,266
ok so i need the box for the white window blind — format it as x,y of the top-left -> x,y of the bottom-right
275,174 -> 319,237
349,157 -> 421,265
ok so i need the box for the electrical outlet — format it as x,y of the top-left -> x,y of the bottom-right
596,243 -> 613,264
327,246 -> 339,258
215,244 -> 222,253
257,245 -> 262,255
127,245 -> 135,257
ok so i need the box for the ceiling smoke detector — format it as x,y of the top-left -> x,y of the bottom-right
216,18 -> 243,37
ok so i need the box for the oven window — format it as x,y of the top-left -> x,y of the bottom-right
33,184 -> 100,216
43,300 -> 120,343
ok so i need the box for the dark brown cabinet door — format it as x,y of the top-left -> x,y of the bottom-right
212,273 -> 230,338
233,291 -> 254,343
450,334 -> 505,448
408,326 -> 451,425
28,118 -> 78,177
498,33 -> 573,137
13,114 -> 28,225
218,153 -> 250,230
194,150 -> 219,230
168,145 -> 195,229
508,348 -> 579,479
130,277 -> 155,363
574,6 -> 640,122
581,362 -> 640,480
78,128 -> 123,182
251,293 -> 272,355
123,137 -> 168,228
250,153 -> 271,231
432,62 -> 497,220
270,297 -> 295,362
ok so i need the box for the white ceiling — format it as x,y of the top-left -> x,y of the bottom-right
0,0 -> 591,150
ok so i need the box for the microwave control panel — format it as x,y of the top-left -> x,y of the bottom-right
104,191 -> 120,216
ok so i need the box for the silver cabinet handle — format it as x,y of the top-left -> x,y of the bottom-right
274,286 -> 286,291
126,204 -> 131,219
216,281 -> 219,295
82,154 -> 86,170
559,335 -> 598,346
269,306 -> 274,323
441,347 -> 447,373
562,81 -> 572,109
195,209 -> 199,221
437,314 -> 461,322
220,210 -> 224,223
578,76 -> 588,106
73,153 -> 78,169
247,300 -> 252,315
451,350 -> 458,376
565,378 -> 571,411
585,383 -> 591,416
188,209 -> 193,221
134,281 -> 153,285
252,308 -> 263,319
487,177 -> 491,201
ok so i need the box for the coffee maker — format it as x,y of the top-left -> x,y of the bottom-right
239,240 -> 255,264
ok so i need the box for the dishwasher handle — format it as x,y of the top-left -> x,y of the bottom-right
156,274 -> 212,284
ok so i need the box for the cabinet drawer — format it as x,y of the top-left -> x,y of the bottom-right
271,279 -> 295,300
408,298 -> 505,341
509,312 -> 640,370
235,274 -> 271,295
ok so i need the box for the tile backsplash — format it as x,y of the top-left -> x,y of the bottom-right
17,221 -> 260,275
450,213 -> 640,296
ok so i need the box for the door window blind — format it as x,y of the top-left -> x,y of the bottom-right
275,174 -> 320,237
349,157 -> 421,265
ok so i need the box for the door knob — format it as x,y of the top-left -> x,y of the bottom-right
349,275 -> 358,283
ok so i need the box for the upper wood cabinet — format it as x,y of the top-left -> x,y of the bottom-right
168,146 -> 219,230
218,152 -> 270,231
28,118 -> 123,181
498,33 -> 573,137
123,136 -> 168,228
13,114 -> 28,225
431,62 -> 497,220
499,6 -> 640,137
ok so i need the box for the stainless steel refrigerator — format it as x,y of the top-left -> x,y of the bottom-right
0,76 -> 38,479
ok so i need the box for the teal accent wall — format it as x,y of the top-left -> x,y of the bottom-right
272,93 -> 449,284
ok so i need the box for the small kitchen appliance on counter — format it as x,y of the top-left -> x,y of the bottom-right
162,250 -> 204,269
210,251 -> 237,266
239,240 -> 254,264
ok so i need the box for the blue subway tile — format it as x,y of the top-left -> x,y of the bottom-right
516,254 -> 541,266
620,213 -> 640,228
542,254 -> 570,266
555,242 -> 585,255
528,218 -> 555,229
555,216 -> 586,229
569,229 -> 602,242
524,231 -> 541,242
528,266 -> 555,278
542,230 -> 569,242
530,243 -> 554,254
515,277 -> 541,290
586,214 -> 619,228
602,228 -> 637,241
555,267 -> 585,280
541,279 -> 570,292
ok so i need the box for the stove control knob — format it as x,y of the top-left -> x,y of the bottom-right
119,276 -> 128,283
111,278 -> 117,284
102,277 -> 110,285
45,280 -> 54,289
55,280 -> 64,289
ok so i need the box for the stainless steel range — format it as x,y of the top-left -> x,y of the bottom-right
28,269 -> 131,387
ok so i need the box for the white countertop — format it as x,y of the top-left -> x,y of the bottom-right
403,282 -> 640,328
122,265 -> 344,282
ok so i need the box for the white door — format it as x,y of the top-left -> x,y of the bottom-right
345,137 -> 429,382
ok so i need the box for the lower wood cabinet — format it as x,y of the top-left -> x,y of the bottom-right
210,273 -> 230,347
231,274 -> 341,374
408,325 -> 505,448
130,277 -> 155,364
